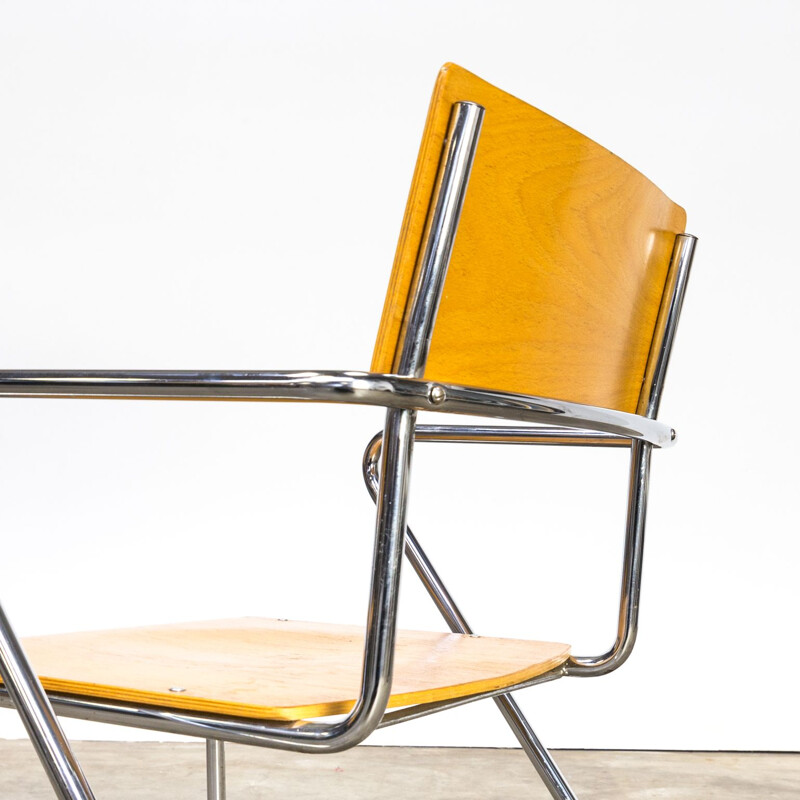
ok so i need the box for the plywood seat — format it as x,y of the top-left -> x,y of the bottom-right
18,618 -> 570,721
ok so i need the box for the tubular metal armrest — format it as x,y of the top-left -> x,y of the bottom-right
0,370 -> 674,447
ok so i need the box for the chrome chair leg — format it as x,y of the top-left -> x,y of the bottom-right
403,529 -> 578,799
495,694 -> 577,800
0,601 -> 96,800
363,442 -> 578,798
206,739 -> 226,800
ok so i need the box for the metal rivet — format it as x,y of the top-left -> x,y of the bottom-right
428,385 -> 446,405
169,686 -> 186,693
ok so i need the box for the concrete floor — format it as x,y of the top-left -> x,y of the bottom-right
0,741 -> 797,799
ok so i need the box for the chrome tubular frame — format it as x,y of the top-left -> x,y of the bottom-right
206,739 -> 226,800
0,76 -> 695,800
0,408 -> 414,760
566,439 -> 651,675
0,604 -> 96,800
0,661 -> 560,739
0,370 -> 674,448
0,101 -> 485,796
357,233 -> 696,799
0,130 -> 684,456
361,426 -> 649,672
362,432 -> 579,800
644,234 -> 697,420
405,425 -> 631,447
360,235 -> 697,683
398,102 -> 485,377
568,232 -> 696,675
377,668 -> 565,728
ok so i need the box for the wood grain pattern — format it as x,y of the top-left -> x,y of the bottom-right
17,618 -> 570,721
372,64 -> 686,414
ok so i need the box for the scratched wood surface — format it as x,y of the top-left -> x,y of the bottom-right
17,618 -> 570,720
372,63 -> 686,414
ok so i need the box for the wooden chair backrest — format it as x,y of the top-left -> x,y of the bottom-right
371,64 -> 687,415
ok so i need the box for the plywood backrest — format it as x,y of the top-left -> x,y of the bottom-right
372,64 -> 687,415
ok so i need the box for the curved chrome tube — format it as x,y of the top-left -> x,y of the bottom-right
0,410 -> 412,757
565,440 -> 651,676
0,661 -> 563,742
363,431 -> 471,633
0,99 -> 485,764
363,427 -> 654,680
0,370 -> 674,447
279,406 -> 416,752
362,431 -> 577,800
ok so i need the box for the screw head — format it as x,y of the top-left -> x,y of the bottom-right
169,686 -> 187,693
428,385 -> 446,405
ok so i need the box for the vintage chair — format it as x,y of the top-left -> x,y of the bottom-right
0,63 -> 695,800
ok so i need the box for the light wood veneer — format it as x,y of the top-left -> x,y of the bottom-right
17,618 -> 570,721
372,63 -> 686,414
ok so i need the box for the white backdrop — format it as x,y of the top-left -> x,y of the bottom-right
0,1 -> 798,751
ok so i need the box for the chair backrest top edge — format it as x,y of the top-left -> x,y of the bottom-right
372,63 -> 687,415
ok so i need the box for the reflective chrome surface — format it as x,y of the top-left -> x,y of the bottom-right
0,370 -> 674,447
0,91 -> 485,774
0,602 -> 96,800
378,667 -> 564,727
362,421 -> 656,679
413,425 -> 631,447
566,441 -> 651,676
362,434 -> 578,800
567,232 -> 696,673
495,694 -> 578,800
327,407 -> 415,750
398,101 -> 485,377
206,739 -> 226,800
0,408 -> 416,756
364,432 -> 469,631
644,233 -> 697,419
0,687 -> 313,745
0,60 -> 696,799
